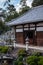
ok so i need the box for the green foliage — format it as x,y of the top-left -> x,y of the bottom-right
14,51 -> 43,65
17,56 -> 23,61
14,60 -> 23,65
26,56 -> 39,65
14,61 -> 18,65
20,0 -> 27,6
32,52 -> 42,56
19,6 -> 30,15
38,56 -> 43,65
26,55 -> 43,65
7,4 -> 16,12
5,12 -> 19,22
18,61 -> 23,65
18,49 -> 26,57
0,46 -> 9,53
5,4 -> 19,22
0,21 -> 5,29
0,21 -> 8,34
32,0 -> 43,7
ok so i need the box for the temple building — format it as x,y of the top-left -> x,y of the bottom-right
6,5 -> 43,46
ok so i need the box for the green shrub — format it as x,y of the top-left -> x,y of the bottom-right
26,56 -> 39,65
0,46 -> 9,53
38,60 -> 43,65
18,61 -> 23,65
17,56 -> 23,61
33,52 -> 42,56
38,56 -> 43,65
29,62 -> 37,65
0,46 -> 2,53
14,61 -> 23,65
14,61 -> 18,65
39,56 -> 43,59
18,49 -> 26,57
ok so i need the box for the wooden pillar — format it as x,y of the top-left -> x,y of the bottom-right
23,25 -> 25,44
28,24 -> 30,45
13,26 -> 16,41
33,24 -> 35,45
35,24 -> 37,45
28,24 -> 30,30
15,26 -> 16,40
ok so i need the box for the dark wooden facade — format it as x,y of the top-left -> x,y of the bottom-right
14,22 -> 43,46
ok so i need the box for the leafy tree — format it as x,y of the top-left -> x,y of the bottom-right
5,0 -> 27,6
4,0 -> 30,18
0,8 -> 10,34
4,0 -> 10,6
0,20 -> 5,34
19,5 -> 30,15
20,0 -> 27,6
0,20 -> 9,34
7,4 -> 16,15
5,4 -> 19,22
19,0 -> 30,15
5,12 -> 19,22
32,0 -> 43,7
0,8 -> 7,22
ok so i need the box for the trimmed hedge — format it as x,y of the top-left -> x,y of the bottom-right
14,50 -> 43,65
26,56 -> 43,65
38,56 -> 43,65
0,46 -> 9,53
26,56 -> 39,65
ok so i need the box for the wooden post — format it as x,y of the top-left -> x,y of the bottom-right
23,25 -> 25,44
28,24 -> 30,30
33,24 -> 35,45
13,26 -> 16,48
35,24 -> 37,45
15,26 -> 16,40
28,24 -> 30,45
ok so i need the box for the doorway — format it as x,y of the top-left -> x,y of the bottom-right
24,30 -> 35,45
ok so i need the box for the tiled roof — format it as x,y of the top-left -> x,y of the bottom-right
6,5 -> 43,26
